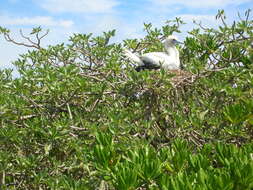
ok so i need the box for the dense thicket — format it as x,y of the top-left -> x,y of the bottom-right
0,10 -> 252,189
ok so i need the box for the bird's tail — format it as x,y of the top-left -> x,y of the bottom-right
123,48 -> 142,63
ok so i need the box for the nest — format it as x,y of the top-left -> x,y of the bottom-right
168,68 -> 227,88
169,69 -> 197,87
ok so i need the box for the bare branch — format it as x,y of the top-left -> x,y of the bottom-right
19,29 -> 37,46
40,29 -> 49,40
2,28 -> 50,50
3,33 -> 39,49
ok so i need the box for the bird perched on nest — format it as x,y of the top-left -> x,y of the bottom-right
123,35 -> 183,72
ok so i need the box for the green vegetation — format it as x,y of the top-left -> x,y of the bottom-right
0,10 -> 252,189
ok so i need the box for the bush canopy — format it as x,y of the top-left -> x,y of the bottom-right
0,10 -> 252,189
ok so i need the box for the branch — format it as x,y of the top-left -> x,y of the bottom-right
4,33 -> 39,49
2,28 -> 49,49
19,29 -> 37,46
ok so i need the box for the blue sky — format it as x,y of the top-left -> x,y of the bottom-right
0,0 -> 252,70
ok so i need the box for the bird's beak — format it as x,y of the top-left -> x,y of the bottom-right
175,40 -> 183,44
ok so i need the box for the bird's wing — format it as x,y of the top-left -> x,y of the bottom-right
123,48 -> 142,63
141,52 -> 169,65
142,52 -> 179,69
135,53 -> 166,71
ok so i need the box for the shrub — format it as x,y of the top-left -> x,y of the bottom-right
0,10 -> 252,189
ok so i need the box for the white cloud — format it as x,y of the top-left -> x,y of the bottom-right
0,15 -> 73,28
0,26 -> 80,78
89,15 -> 120,32
149,0 -> 252,8
0,36 -> 27,77
174,14 -> 219,38
0,14 -> 143,73
80,15 -> 144,41
178,14 -> 217,25
39,0 -> 119,13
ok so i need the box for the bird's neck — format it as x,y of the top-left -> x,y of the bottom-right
164,44 -> 180,66
165,44 -> 178,57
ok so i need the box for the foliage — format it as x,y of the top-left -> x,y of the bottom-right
0,10 -> 253,189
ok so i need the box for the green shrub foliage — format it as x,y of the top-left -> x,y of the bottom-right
0,10 -> 252,189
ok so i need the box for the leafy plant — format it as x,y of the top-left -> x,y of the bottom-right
0,9 -> 252,189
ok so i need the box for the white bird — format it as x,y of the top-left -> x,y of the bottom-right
123,35 -> 182,72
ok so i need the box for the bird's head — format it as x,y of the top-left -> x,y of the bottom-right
164,35 -> 183,46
